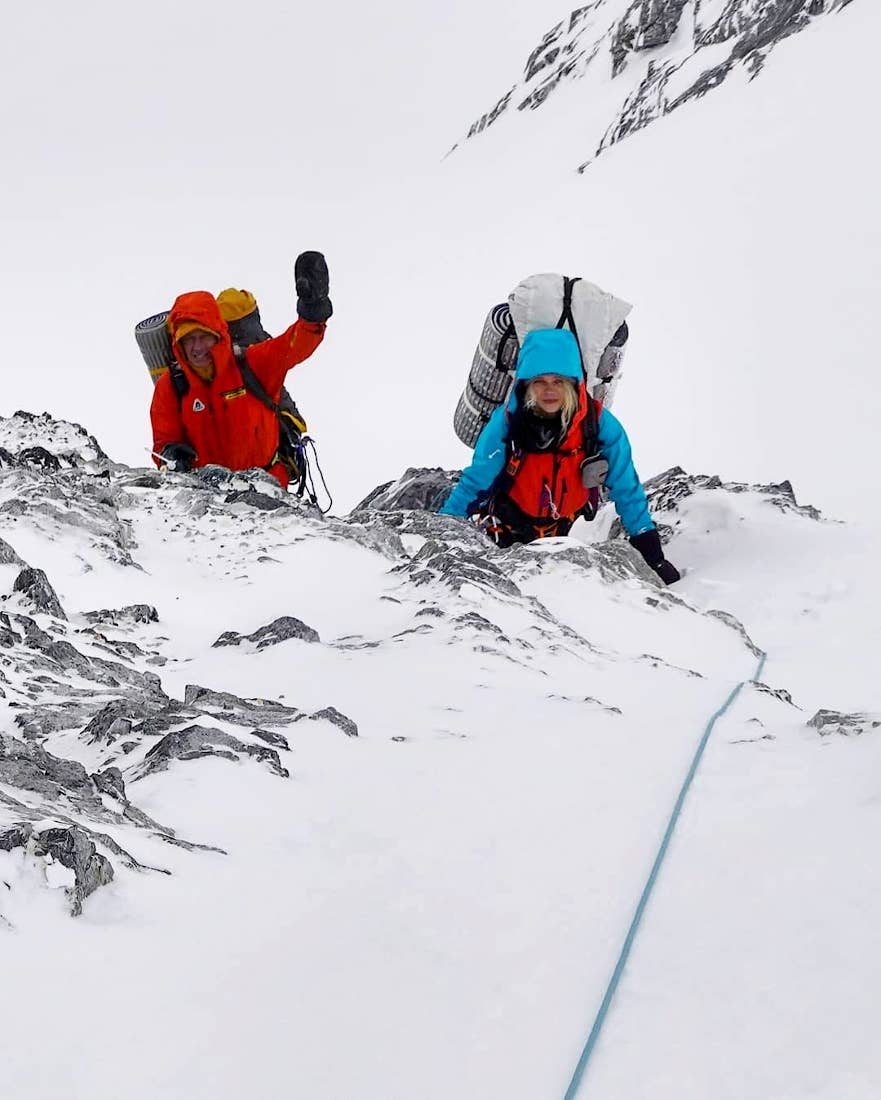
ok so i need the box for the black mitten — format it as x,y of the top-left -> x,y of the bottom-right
295,251 -> 333,322
629,528 -> 681,585
160,443 -> 197,473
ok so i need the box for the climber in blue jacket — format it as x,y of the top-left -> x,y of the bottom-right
440,329 -> 679,584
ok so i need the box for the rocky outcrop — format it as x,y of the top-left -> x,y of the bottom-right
0,735 -> 102,809
807,709 -> 881,736
0,822 -> 114,916
213,615 -> 321,649
0,410 -> 110,468
83,604 -> 159,626
304,707 -> 360,738
134,725 -> 289,780
352,467 -> 460,513
12,567 -> 68,620
609,466 -> 825,536
33,826 -> 115,916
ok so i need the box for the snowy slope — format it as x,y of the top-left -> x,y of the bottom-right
1,415 -> 880,1099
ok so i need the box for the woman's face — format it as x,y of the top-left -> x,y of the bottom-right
529,374 -> 569,416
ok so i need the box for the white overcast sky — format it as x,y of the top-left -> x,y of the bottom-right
0,1 -> 552,480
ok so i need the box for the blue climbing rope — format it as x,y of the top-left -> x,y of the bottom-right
563,650 -> 767,1100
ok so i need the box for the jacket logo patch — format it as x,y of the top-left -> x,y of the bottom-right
192,399 -> 206,413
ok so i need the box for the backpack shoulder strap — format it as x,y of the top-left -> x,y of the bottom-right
581,392 -> 600,456
233,348 -> 279,414
168,362 -> 189,404
556,275 -> 587,379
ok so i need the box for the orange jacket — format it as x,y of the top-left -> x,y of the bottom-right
504,387 -> 596,522
150,291 -> 325,487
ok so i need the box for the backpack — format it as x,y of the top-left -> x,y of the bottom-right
452,273 -> 632,449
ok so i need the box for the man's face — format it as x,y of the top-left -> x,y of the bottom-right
181,330 -> 218,369
530,374 -> 569,415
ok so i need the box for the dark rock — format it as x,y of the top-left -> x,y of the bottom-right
89,635 -> 146,661
0,822 -> 34,851
136,724 -> 289,779
249,728 -> 291,750
352,468 -> 461,513
83,604 -> 159,626
81,701 -> 139,743
17,446 -> 62,472
225,489 -> 289,511
753,682 -> 797,707
13,567 -> 67,620
91,767 -> 126,799
184,684 -> 301,725
125,473 -> 163,489
33,826 -> 114,916
707,609 -> 764,658
391,537 -> 523,599
611,0 -> 689,76
454,612 -> 505,636
308,707 -> 359,738
8,613 -> 167,705
807,710 -> 881,737
0,538 -> 25,566
0,613 -> 22,648
0,735 -> 100,806
213,615 -> 320,650
132,710 -> 201,738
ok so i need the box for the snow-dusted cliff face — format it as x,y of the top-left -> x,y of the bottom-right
455,0 -> 856,168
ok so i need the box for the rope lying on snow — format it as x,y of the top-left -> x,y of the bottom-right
563,650 -> 768,1100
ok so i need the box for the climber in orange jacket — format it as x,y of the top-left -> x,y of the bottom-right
150,251 -> 331,488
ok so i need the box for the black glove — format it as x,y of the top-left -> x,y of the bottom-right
629,529 -> 681,586
160,443 -> 197,473
295,251 -> 333,323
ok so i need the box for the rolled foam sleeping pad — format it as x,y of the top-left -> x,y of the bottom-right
135,311 -> 174,385
453,303 -> 519,448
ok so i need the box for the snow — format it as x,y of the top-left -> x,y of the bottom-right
1,1 -> 880,1098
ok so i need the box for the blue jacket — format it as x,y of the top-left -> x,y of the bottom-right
440,329 -> 654,538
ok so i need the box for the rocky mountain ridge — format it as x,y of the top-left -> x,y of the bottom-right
453,0 -> 856,169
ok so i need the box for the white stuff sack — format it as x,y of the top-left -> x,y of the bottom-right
508,273 -> 631,400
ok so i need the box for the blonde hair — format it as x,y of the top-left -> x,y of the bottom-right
523,377 -> 579,432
